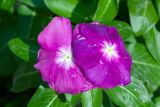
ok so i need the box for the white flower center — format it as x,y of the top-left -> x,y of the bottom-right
101,41 -> 119,61
55,47 -> 74,70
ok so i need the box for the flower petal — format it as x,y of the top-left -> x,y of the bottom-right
72,23 -> 132,88
34,49 -> 56,81
35,48 -> 94,94
83,59 -> 131,88
49,66 -> 94,94
38,16 -> 72,51
72,24 -> 102,68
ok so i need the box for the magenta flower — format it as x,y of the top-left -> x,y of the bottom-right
72,23 -> 132,88
34,17 -> 94,94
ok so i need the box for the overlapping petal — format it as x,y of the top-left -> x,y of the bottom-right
38,17 -> 72,51
72,23 -> 132,88
35,17 -> 94,94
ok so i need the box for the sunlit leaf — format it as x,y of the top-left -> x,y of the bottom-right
8,38 -> 39,62
144,27 -> 160,63
93,0 -> 119,23
28,86 -> 67,107
0,0 -> 15,13
44,0 -> 98,23
156,0 -> 160,16
128,0 -> 159,36
105,76 -> 151,107
127,43 -> 160,92
81,88 -> 102,107
155,96 -> 160,107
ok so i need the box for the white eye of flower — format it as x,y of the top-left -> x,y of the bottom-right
55,47 -> 74,70
101,41 -> 119,61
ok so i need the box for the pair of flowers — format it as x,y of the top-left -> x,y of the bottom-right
34,16 -> 132,94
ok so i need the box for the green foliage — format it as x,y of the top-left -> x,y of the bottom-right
128,0 -> 159,36
44,0 -> 98,22
93,0 -> 119,23
144,27 -> 160,63
65,94 -> 81,106
0,0 -> 15,13
8,38 -> 38,62
127,43 -> 160,92
11,63 -> 42,93
106,20 -> 136,43
1,0 -> 160,106
28,86 -> 67,107
156,0 -> 160,16
155,96 -> 160,107
105,76 -> 152,107
19,0 -> 47,9
81,88 -> 102,107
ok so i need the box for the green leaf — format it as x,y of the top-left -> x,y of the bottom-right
155,96 -> 160,107
81,88 -> 102,107
65,94 -> 81,106
127,0 -> 159,36
144,27 -> 160,63
156,0 -> 160,16
93,0 -> 119,23
12,71 -> 41,92
0,0 -> 15,13
19,0 -> 47,9
11,63 -> 42,92
105,76 -> 151,107
127,43 -> 160,92
44,0 -> 98,23
8,38 -> 39,62
17,4 -> 36,16
16,5 -> 36,38
106,20 -> 136,43
28,86 -> 67,107
102,91 -> 118,107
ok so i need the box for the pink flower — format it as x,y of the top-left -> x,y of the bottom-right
34,17 -> 94,94
34,16 -> 132,94
72,23 -> 132,88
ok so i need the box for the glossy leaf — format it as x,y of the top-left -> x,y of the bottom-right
19,0 -> 47,9
93,0 -> 119,23
17,4 -> 36,16
65,94 -> 80,106
44,0 -> 98,23
8,38 -> 39,62
106,20 -> 136,42
127,43 -> 160,92
105,76 -> 151,107
28,86 -> 67,107
128,0 -> 159,36
144,27 -> 160,63
81,88 -> 102,107
0,0 -> 15,13
155,96 -> 160,107
156,0 -> 160,16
